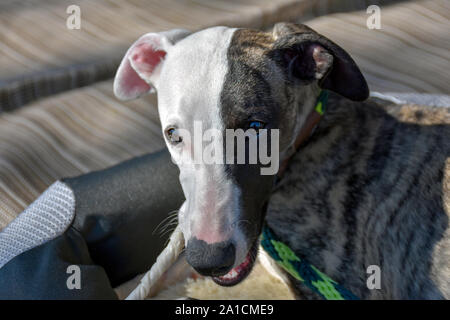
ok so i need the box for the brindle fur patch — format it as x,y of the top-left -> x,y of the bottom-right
267,93 -> 450,299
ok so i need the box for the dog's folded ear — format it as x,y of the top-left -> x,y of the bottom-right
272,22 -> 369,101
114,29 -> 191,101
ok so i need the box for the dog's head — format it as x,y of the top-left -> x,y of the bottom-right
114,23 -> 368,286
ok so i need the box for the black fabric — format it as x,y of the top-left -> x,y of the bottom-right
0,148 -> 185,298
62,149 -> 185,286
0,227 -> 118,299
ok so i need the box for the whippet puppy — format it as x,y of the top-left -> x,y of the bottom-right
114,23 -> 450,299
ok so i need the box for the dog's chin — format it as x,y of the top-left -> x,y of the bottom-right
212,240 -> 259,287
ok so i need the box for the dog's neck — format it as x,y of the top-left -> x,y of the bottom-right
278,90 -> 328,177
268,96 -> 375,298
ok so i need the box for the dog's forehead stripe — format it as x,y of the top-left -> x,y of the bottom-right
219,28 -> 279,132
229,28 -> 274,52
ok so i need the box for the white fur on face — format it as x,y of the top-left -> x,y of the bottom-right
156,27 -> 250,266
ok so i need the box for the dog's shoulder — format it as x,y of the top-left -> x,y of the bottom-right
321,93 -> 450,156
324,93 -> 450,126
371,97 -> 450,125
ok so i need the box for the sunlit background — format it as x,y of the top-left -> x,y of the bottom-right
0,0 -> 449,228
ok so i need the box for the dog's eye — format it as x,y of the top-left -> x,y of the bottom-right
248,121 -> 265,131
166,127 -> 182,144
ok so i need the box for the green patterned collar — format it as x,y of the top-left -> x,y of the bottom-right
261,225 -> 359,300
314,89 -> 329,116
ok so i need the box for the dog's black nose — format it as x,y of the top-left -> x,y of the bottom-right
186,238 -> 235,276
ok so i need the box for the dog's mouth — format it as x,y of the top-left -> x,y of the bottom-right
212,240 -> 259,287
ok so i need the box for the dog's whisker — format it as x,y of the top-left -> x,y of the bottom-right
160,220 -> 177,232
156,216 -> 179,235
159,226 -> 178,239
152,210 -> 179,235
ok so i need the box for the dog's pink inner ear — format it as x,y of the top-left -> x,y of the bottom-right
116,58 -> 152,100
130,43 -> 166,79
311,44 -> 333,80
114,39 -> 167,101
